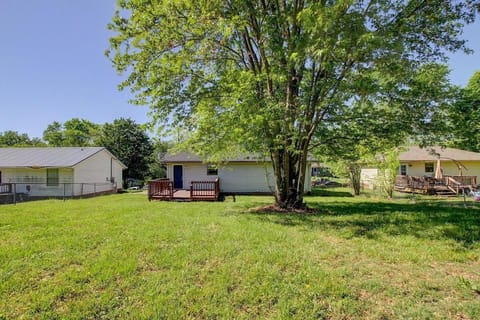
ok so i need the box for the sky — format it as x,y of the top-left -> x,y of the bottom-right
0,1 -> 479,140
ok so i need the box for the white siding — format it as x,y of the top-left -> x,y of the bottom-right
166,161 -> 314,193
166,165 -> 172,181
167,162 -> 274,193
462,161 -> 480,180
360,168 -> 379,190
401,161 -> 435,177
218,163 -> 275,193
0,167 -> 74,196
185,164 -> 214,184
400,161 -> 480,181
73,150 -> 124,195
305,163 -> 312,192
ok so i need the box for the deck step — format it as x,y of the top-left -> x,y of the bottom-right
435,192 -> 456,196
435,190 -> 457,196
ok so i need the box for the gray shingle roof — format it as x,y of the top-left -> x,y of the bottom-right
162,151 -> 269,163
162,151 -> 317,163
399,146 -> 480,161
0,147 -> 126,168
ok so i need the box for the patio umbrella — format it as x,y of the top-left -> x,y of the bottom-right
435,158 -> 443,179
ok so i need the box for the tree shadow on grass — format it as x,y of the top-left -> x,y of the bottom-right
249,200 -> 480,247
309,188 -> 354,197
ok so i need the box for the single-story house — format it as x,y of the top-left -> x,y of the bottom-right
361,146 -> 480,191
0,147 -> 126,200
160,151 -> 313,194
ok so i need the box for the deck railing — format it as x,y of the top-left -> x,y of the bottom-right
444,175 -> 477,187
445,177 -> 461,194
148,178 -> 220,201
444,175 -> 477,194
395,175 -> 477,195
395,175 -> 435,192
0,183 -> 12,194
190,178 -> 220,200
148,178 -> 173,201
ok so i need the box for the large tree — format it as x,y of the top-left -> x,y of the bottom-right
96,118 -> 153,182
109,0 -> 478,209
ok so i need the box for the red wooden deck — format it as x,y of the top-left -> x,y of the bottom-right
148,178 -> 220,201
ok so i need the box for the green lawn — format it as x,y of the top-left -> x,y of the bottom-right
1,192 -> 479,319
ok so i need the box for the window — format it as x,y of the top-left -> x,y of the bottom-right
400,165 -> 407,176
46,168 -> 59,186
207,164 -> 218,176
425,162 -> 434,173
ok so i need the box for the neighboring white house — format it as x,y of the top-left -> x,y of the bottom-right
0,147 -> 126,198
162,152 -> 313,194
361,146 -> 480,189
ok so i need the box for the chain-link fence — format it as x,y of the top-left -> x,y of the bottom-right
0,182 -> 118,204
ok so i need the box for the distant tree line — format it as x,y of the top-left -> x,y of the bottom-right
0,118 -> 168,186
0,131 -> 45,147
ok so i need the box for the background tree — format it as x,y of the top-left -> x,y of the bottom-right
42,121 -> 65,146
447,71 -> 480,152
0,131 -> 45,147
96,118 -> 153,183
109,0 -> 478,209
63,118 -> 100,146
42,118 -> 99,146
372,148 -> 401,199
146,138 -> 170,180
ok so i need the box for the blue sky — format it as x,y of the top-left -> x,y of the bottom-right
0,1 -> 479,139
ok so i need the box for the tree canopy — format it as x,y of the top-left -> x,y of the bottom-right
109,0 -> 479,208
42,118 -> 99,147
96,118 -> 153,183
0,131 -> 44,147
447,71 -> 480,152
317,63 -> 455,195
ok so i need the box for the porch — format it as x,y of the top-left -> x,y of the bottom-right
0,183 -> 14,204
0,183 -> 13,194
148,178 -> 220,201
394,175 -> 477,195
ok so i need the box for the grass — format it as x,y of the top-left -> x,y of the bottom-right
0,191 -> 479,319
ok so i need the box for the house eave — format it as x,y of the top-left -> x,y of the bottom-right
0,165 -> 73,169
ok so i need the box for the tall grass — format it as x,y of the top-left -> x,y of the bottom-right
1,192 -> 479,319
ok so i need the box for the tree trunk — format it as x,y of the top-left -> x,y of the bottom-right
382,169 -> 395,200
271,148 -> 308,210
349,164 -> 361,196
